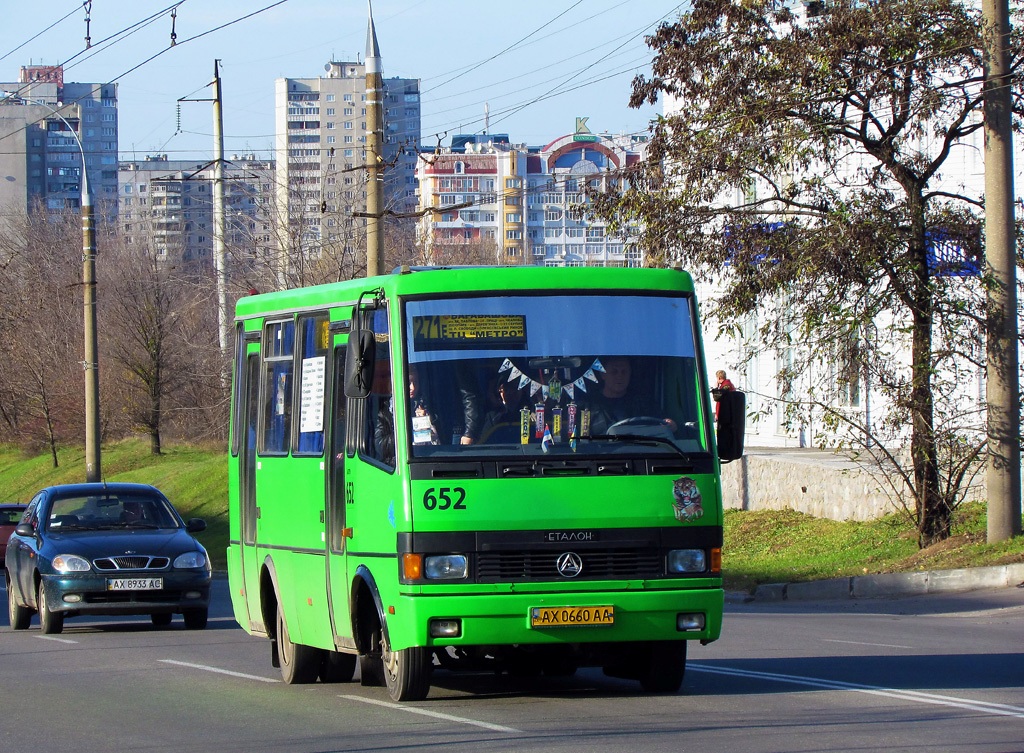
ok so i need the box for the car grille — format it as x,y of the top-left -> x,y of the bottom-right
93,556 -> 170,571
476,548 -> 662,582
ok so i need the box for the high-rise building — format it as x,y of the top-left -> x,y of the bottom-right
0,65 -> 118,221
415,123 -> 647,267
274,61 -> 420,260
119,154 -> 274,266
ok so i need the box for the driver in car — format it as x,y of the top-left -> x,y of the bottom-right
587,357 -> 677,436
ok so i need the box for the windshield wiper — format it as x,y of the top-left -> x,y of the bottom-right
583,433 -> 692,461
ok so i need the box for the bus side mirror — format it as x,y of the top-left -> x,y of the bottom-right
345,329 -> 376,399
716,390 -> 745,461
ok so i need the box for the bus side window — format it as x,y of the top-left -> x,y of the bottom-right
294,314 -> 329,455
261,319 -> 295,455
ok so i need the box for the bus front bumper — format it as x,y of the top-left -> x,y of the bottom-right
386,586 -> 724,650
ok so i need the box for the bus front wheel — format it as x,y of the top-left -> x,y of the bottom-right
382,636 -> 432,701
275,606 -> 321,684
638,641 -> 687,693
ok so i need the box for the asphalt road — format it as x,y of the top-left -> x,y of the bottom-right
1,577 -> 1022,753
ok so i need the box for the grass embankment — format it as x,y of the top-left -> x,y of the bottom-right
1,440 -> 1021,588
0,440 -> 229,569
723,504 -> 1024,592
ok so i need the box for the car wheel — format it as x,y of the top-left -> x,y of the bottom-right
7,574 -> 31,630
151,613 -> 173,628
275,606 -> 320,684
37,582 -> 64,635
182,608 -> 208,630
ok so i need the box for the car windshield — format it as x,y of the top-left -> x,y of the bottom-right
401,293 -> 710,459
45,493 -> 181,532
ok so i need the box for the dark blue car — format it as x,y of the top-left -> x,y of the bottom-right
5,482 -> 211,634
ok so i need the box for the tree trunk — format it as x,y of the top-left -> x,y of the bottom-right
908,215 -> 948,548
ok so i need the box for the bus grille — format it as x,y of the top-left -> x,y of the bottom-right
476,548 -> 662,582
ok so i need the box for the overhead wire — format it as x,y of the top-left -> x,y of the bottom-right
0,1 -> 84,65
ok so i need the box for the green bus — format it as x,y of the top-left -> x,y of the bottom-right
227,265 -> 744,701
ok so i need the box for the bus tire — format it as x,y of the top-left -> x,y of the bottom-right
382,639 -> 432,702
320,650 -> 357,683
638,641 -> 686,693
276,606 -> 321,684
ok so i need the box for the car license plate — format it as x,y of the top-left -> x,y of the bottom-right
107,578 -> 163,591
530,606 -> 614,627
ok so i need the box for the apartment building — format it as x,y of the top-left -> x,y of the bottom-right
119,154 -> 274,266
415,122 -> 647,267
274,61 -> 420,261
0,65 -> 118,222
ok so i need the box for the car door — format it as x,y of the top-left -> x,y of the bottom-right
10,495 -> 41,604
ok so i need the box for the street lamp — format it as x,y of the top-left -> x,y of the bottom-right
3,93 -> 101,482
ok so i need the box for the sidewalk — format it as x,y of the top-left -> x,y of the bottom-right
727,562 -> 1024,603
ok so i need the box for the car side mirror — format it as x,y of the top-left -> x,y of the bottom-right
185,518 -> 207,533
15,522 -> 34,537
344,328 -> 376,399
716,390 -> 746,462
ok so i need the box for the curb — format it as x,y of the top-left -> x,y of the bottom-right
728,563 -> 1024,603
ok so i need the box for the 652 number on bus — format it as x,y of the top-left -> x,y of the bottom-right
422,487 -> 467,511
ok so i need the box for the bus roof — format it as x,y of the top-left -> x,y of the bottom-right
234,265 -> 695,320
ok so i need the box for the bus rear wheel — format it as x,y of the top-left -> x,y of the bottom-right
276,606 -> 321,684
320,650 -> 357,683
382,637 -> 431,701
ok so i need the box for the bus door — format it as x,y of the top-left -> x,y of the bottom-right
326,341 -> 355,648
239,352 -> 263,630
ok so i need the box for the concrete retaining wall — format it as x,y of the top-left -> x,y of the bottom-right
720,448 -> 906,521
750,563 -> 1024,601
721,448 -> 987,521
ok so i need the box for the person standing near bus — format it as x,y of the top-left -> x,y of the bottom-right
713,369 -> 735,421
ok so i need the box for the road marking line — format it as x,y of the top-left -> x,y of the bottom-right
693,665 -> 1024,719
35,635 -> 77,644
823,639 -> 912,649
339,694 -> 521,733
159,659 -> 280,683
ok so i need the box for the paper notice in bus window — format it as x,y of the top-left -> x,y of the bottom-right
299,356 -> 326,433
412,314 -> 527,351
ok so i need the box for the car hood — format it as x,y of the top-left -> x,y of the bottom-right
44,528 -> 202,558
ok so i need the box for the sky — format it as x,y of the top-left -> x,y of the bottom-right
1,0 -> 681,161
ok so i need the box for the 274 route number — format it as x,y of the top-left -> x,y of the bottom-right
422,487 -> 467,511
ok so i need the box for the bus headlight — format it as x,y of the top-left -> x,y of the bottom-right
667,549 -> 706,573
424,554 -> 468,580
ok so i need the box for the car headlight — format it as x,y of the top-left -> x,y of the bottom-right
173,550 -> 208,569
52,554 -> 91,573
424,554 -> 468,580
667,549 -> 707,573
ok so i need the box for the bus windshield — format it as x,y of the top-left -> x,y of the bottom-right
402,293 -> 709,458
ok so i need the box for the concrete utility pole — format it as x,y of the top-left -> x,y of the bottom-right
212,60 -> 229,357
80,118 -> 101,483
982,0 -> 1021,542
365,1 -> 385,277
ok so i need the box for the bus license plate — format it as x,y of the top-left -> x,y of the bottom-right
107,578 -> 163,591
531,606 -> 614,628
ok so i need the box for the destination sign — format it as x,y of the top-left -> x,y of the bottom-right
412,314 -> 527,350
